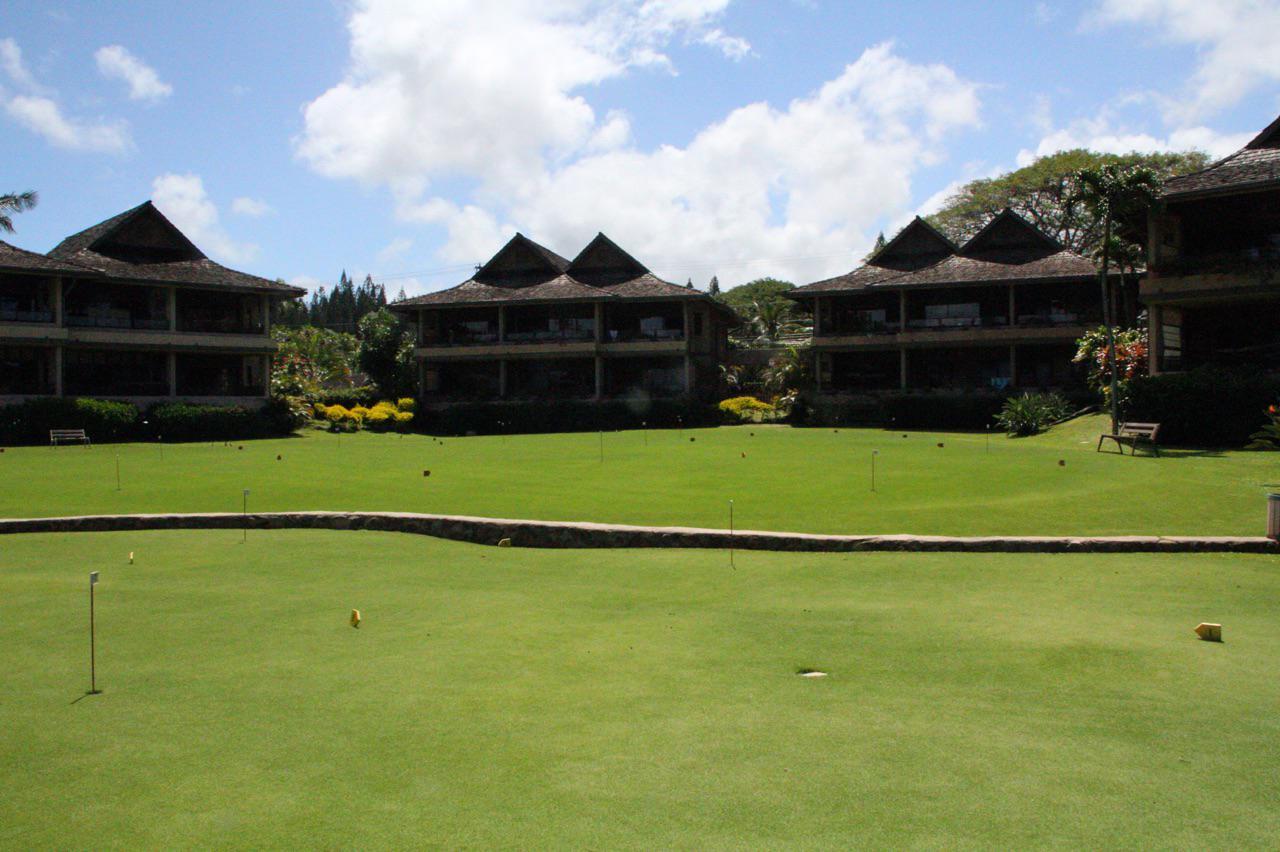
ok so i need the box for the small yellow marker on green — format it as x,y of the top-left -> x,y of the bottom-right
128,551 -> 134,564
351,609 -> 361,629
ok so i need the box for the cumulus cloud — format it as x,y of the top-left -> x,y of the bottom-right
4,94 -> 131,153
231,196 -> 273,218
152,173 -> 258,264
376,236 -> 413,263
1017,99 -> 1254,166
1087,0 -> 1280,122
299,1 -> 980,289
0,37 -> 47,93
94,45 -> 172,102
0,37 -> 132,153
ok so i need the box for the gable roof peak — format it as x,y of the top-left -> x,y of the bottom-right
960,208 -> 1063,257
1245,113 -> 1280,150
568,232 -> 650,282
868,215 -> 958,269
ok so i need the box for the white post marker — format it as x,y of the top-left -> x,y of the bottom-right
88,571 -> 101,695
727,501 -> 737,568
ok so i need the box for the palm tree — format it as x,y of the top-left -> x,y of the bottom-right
750,298 -> 790,344
1075,165 -> 1159,432
0,191 -> 38,234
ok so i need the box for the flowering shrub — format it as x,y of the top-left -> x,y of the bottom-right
718,396 -> 777,423
1073,326 -> 1148,407
1247,403 -> 1280,450
396,398 -> 417,413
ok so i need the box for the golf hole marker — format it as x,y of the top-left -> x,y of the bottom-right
128,551 -> 134,564
1194,622 -> 1222,642
350,609 -> 361,629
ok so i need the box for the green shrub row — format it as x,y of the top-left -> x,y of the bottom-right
1124,367 -> 1280,447
793,392 -> 1093,431
418,398 -> 719,436
0,397 -> 302,445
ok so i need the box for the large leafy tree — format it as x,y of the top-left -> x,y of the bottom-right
928,150 -> 1207,255
719,277 -> 797,321
270,325 -> 360,399
0,191 -> 37,234
1075,163 -> 1162,432
356,308 -> 416,399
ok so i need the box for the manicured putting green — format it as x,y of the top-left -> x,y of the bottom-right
2,530 -> 1277,847
0,415 -> 1276,536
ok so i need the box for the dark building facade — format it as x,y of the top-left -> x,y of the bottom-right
1144,114 -> 1280,374
0,202 -> 302,404
390,233 -> 735,403
790,210 -> 1123,394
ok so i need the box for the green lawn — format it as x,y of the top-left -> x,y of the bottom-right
0,415 -> 1275,536
3,530 -> 1277,847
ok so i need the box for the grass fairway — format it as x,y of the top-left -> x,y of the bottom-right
3,530 -> 1278,847
0,415 -> 1276,535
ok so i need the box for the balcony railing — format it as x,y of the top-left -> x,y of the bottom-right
504,329 -> 595,344
0,308 -> 54,323
604,328 -> 684,342
66,315 -> 169,331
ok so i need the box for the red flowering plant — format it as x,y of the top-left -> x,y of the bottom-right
1073,326 -> 1148,408
1247,403 -> 1280,450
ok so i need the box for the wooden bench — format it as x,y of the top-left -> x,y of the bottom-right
50,429 -> 90,447
1097,422 -> 1160,456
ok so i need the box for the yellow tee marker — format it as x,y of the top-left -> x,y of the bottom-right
350,609 -> 361,629
128,551 -> 134,564
1194,622 -> 1222,642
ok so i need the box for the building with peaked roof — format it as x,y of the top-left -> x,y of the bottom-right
789,210 -> 1126,394
389,233 -> 736,403
1143,114 -> 1280,374
0,201 -> 303,404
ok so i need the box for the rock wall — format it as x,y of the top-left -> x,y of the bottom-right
0,512 -> 1276,554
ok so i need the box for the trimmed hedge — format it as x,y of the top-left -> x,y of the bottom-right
417,398 -> 719,436
794,392 -> 1093,431
1124,367 -> 1280,447
0,397 -> 301,446
316,387 -> 381,408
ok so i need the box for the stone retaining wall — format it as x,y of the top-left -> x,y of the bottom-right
0,511 -> 1277,554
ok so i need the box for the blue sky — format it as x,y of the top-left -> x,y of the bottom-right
4,0 -> 1278,295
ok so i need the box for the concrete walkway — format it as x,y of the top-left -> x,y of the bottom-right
1,511 -> 1276,554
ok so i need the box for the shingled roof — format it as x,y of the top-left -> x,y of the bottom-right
47,201 -> 303,296
391,232 -> 735,319
0,240 -> 94,276
790,209 -> 1098,298
1161,114 -> 1280,200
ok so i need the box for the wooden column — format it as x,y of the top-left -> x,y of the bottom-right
594,356 -> 605,400
167,352 -> 177,398
899,291 -> 907,331
593,302 -> 603,343
813,297 -> 822,337
53,346 -> 63,397
1009,345 -> 1017,388
167,287 -> 177,331
814,351 -> 823,392
1008,285 -> 1016,326
499,360 -> 508,398
261,294 -> 271,335
684,354 -> 693,396
52,278 -> 63,326
498,306 -> 506,342
899,348 -> 908,390
1149,305 -> 1163,376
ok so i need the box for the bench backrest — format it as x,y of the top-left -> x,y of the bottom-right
1118,422 -> 1159,439
50,429 -> 88,439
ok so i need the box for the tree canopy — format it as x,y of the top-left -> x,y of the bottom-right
274,271 -> 388,331
718,277 -> 797,320
927,149 -> 1210,256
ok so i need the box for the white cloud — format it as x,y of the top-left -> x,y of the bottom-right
376,237 -> 413,263
4,94 -> 131,152
1087,0 -> 1280,122
0,37 -> 132,153
1017,103 -> 1254,166
0,37 -> 47,93
94,45 -> 172,102
151,173 -> 258,264
300,0 -> 980,290
231,196 -> 274,218
699,28 -> 752,59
